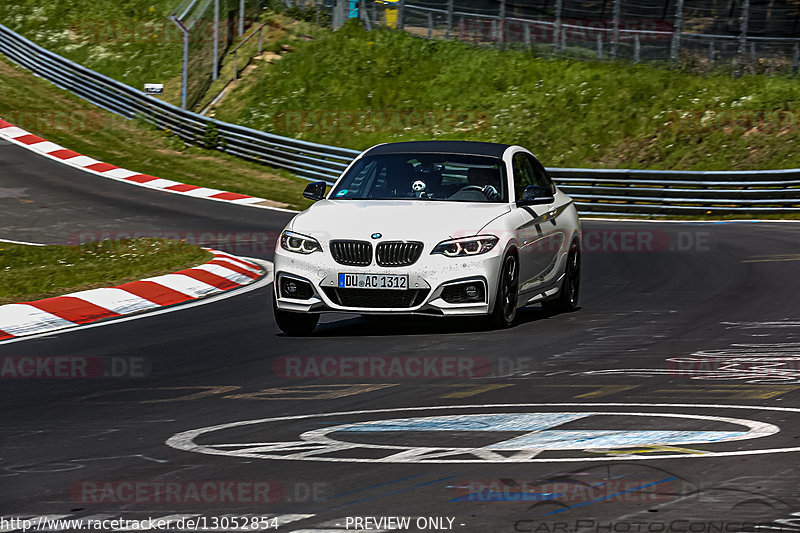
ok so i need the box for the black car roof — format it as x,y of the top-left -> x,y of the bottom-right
364,140 -> 512,158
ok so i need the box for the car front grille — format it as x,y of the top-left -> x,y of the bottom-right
330,240 -> 372,266
322,287 -> 429,308
375,241 -> 424,267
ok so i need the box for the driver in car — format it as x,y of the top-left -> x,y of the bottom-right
467,167 -> 502,201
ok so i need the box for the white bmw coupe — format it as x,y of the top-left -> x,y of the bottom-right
273,141 -> 581,335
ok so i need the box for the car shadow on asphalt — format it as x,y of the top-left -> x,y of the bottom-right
303,305 -> 576,337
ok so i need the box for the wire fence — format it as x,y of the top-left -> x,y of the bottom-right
316,0 -> 800,74
170,0 -> 265,109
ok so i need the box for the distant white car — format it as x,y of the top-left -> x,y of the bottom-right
273,141 -> 581,336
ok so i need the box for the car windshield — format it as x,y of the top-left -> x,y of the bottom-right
330,153 -> 508,203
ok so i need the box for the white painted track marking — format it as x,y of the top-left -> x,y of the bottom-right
181,187 -> 226,197
138,178 -> 181,189
192,263 -> 254,284
0,305 -> 75,336
28,141 -> 64,153
66,288 -> 160,315
0,127 -> 28,138
309,412 -> 772,450
139,273 -> 219,298
63,155 -> 100,167
103,168 -> 140,179
211,256 -> 262,275
0,239 -> 46,246
274,514 -> 317,526
166,403 -> 795,463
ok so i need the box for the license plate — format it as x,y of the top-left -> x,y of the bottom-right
338,273 -> 408,290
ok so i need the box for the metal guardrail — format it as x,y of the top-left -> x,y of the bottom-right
2,23 -> 800,217
550,168 -> 800,216
0,24 -> 359,184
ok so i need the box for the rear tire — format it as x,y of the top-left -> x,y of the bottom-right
273,292 -> 319,336
542,240 -> 580,314
490,252 -> 520,329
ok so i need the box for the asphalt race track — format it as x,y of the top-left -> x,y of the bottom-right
3,139 -> 800,533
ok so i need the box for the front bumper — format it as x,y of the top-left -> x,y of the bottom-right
274,246 -> 503,316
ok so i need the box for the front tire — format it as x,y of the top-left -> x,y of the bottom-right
490,252 -> 520,328
543,240 -> 580,313
273,292 -> 319,336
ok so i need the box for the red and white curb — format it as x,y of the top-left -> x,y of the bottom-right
0,118 -> 297,213
0,249 -> 265,341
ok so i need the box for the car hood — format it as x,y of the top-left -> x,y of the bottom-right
289,200 -> 511,242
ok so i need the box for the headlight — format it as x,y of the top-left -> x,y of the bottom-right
431,235 -> 498,257
280,230 -> 322,254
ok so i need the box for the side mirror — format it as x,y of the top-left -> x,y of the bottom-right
302,181 -> 327,201
518,185 -> 554,206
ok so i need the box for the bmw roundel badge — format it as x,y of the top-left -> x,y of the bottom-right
371,233 -> 382,239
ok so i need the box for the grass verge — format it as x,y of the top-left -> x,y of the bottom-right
0,239 -> 214,305
3,0 -> 183,104
0,56 -> 314,211
214,20 -> 800,172
6,3 -> 800,173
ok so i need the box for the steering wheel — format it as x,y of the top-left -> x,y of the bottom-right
456,184 -> 501,201
458,185 -> 486,193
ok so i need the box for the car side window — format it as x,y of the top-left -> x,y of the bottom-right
512,152 -> 536,201
525,154 -> 553,193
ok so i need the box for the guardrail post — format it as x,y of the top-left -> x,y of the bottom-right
397,0 -> 404,30
497,0 -> 506,49
611,0 -> 621,60
213,0 -> 219,81
737,0 -> 749,76
793,41 -> 799,75
181,31 -> 189,108
633,32 -> 640,63
597,33 -> 603,59
708,38 -> 714,63
553,0 -> 563,54
670,0 -> 683,60
169,16 -> 189,109
360,0 -> 373,31
427,12 -> 433,38
524,23 -> 530,50
446,0 -> 454,39
239,0 -> 245,36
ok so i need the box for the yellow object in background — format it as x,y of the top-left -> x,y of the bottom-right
377,0 -> 400,28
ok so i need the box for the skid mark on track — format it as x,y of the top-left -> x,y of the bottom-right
578,320 -> 800,384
